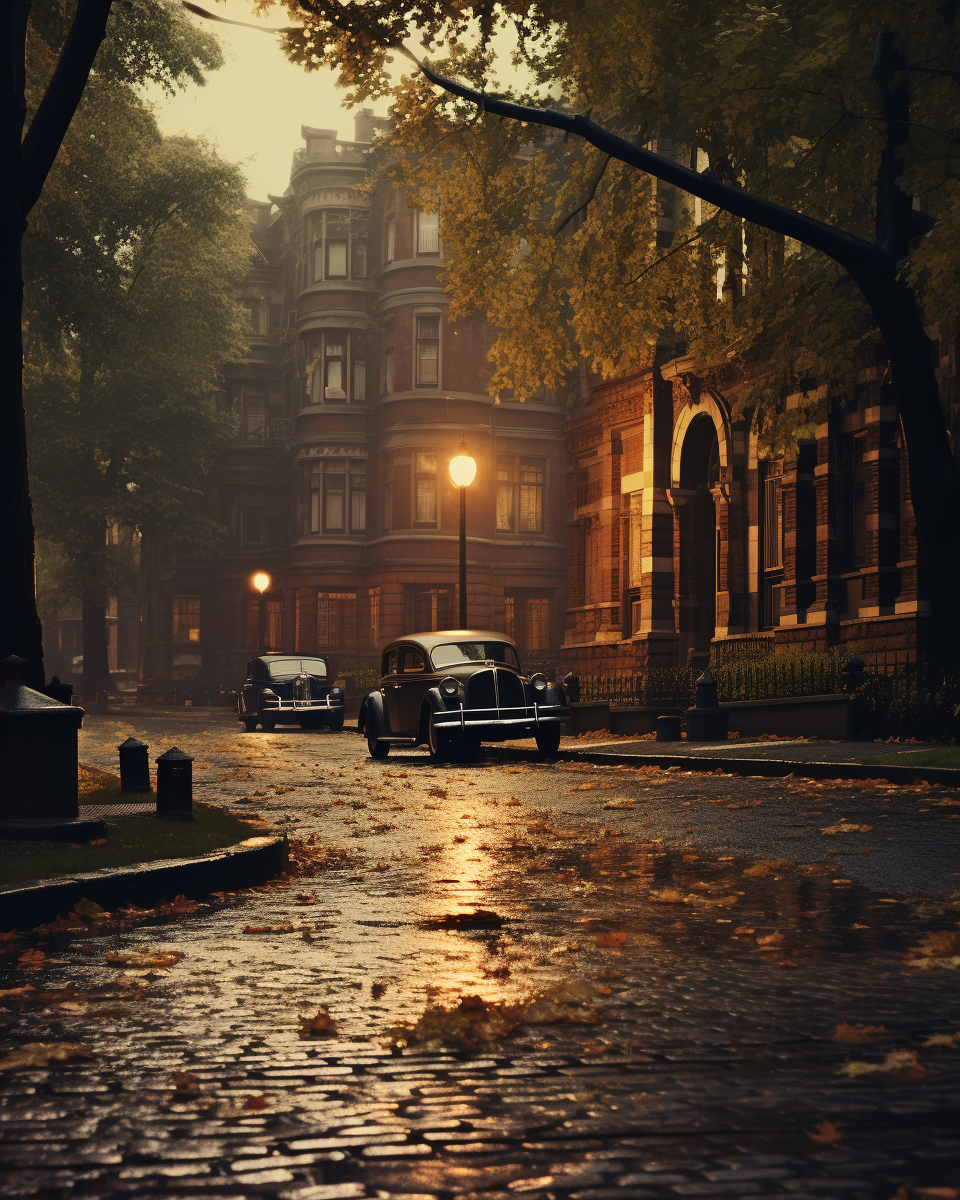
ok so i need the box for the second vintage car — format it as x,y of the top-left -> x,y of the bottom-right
238,653 -> 345,732
358,630 -> 568,761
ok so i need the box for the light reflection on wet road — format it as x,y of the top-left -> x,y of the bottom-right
0,708 -> 958,1199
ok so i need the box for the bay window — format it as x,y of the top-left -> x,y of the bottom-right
417,210 -> 439,254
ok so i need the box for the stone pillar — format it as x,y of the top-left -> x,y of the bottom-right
806,417 -> 842,637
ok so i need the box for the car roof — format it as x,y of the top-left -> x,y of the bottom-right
385,630 -> 518,652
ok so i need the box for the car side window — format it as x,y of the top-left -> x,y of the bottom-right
383,649 -> 398,676
400,648 -> 425,673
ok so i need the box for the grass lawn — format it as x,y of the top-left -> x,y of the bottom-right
0,802 -> 260,887
866,745 -> 960,769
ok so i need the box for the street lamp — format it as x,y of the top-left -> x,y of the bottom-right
253,572 -> 271,653
449,443 -> 476,628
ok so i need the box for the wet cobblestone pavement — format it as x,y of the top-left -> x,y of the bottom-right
2,709 -> 959,1199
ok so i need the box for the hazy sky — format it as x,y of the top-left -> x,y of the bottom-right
144,1 -> 382,202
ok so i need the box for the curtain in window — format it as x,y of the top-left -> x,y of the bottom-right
352,359 -> 365,401
309,467 -> 321,533
519,461 -> 543,532
497,462 -> 515,531
416,317 -> 439,386
415,453 -> 437,523
418,211 -> 439,253
324,478 -> 345,530
351,488 -> 366,531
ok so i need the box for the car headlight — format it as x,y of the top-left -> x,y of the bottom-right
530,672 -> 549,693
439,676 -> 459,697
329,686 -> 343,697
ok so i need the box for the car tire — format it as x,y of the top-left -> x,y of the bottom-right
367,735 -> 389,760
328,711 -> 345,733
241,717 -> 258,733
426,714 -> 452,763
535,725 -> 562,756
456,733 -> 481,763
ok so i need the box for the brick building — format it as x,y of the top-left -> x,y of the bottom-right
143,112 -> 568,684
560,348 -> 942,676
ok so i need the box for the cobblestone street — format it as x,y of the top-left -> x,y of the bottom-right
2,709 -> 959,1199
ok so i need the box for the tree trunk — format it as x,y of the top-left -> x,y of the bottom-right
0,1 -> 44,688
82,600 -> 112,702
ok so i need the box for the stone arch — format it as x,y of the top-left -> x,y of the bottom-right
673,407 -> 724,666
671,394 -> 729,488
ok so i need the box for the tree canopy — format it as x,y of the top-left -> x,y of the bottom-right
22,0 -> 252,691
268,0 -> 959,450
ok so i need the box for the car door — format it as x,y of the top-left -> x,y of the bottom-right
382,647 -> 403,732
241,659 -> 261,715
398,646 -> 431,734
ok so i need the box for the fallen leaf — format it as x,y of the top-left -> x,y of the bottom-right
922,1032 -> 960,1048
821,822 -> 873,835
601,799 -> 635,810
299,1007 -> 338,1039
242,924 -> 295,934
807,1120 -> 842,1145
105,950 -> 184,969
242,1095 -> 270,1110
915,1189 -> 960,1199
17,949 -> 46,970
595,931 -> 628,948
72,899 -> 111,921
838,1049 -> 927,1082
295,893 -> 317,905
170,1071 -> 202,1097
756,930 -> 786,947
833,1022 -> 886,1044
0,1042 -> 92,1071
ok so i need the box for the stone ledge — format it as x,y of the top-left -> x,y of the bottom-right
0,835 -> 289,930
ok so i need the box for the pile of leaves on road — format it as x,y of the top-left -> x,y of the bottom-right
385,980 -> 603,1050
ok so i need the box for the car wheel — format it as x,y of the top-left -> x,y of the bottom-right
241,718 -> 258,733
535,725 -> 562,756
367,735 -> 389,759
456,733 -> 481,763
426,715 -> 451,763
328,711 -> 345,733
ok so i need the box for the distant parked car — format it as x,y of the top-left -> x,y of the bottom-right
239,654 -> 344,732
358,630 -> 568,761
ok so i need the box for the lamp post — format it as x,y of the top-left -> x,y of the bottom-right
448,443 -> 477,628
253,572 -> 271,653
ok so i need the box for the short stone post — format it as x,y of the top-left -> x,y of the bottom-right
685,666 -> 730,741
844,656 -> 866,693
656,715 -> 682,741
155,748 -> 194,820
118,737 -> 151,793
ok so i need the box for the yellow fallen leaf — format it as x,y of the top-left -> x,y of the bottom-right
602,799 -> 636,809
923,1032 -> 960,1048
821,822 -> 873,835
757,930 -> 786,947
807,1120 -> 842,1145
833,1022 -> 886,1043
299,1007 -> 338,1039
0,1042 -> 92,1071
838,1049 -> 927,1081
595,931 -> 628,948
105,950 -> 184,969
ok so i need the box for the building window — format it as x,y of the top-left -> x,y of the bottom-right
852,436 -> 867,567
324,464 -> 345,530
496,456 -> 545,533
380,458 -> 393,530
496,596 -> 515,639
350,465 -> 366,530
242,496 -> 266,546
324,341 -> 345,399
408,587 -> 451,631
326,238 -> 347,277
415,452 -> 438,524
318,592 -> 357,654
384,215 -> 396,262
266,599 -> 282,651
247,598 -> 282,649
172,596 -> 201,645
524,598 -> 549,652
417,210 -> 439,254
244,299 -> 267,334
763,466 -> 783,570
310,210 -> 356,282
353,240 -> 367,278
416,315 -> 440,387
352,359 -> 366,401
368,586 -> 380,648
240,387 -> 267,444
309,466 -> 321,533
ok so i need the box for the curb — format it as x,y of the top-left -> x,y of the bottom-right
486,745 -> 960,786
0,835 -> 289,930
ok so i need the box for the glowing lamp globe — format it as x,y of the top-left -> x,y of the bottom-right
253,572 -> 271,594
449,451 -> 477,488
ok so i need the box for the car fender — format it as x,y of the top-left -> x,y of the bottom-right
360,690 -> 386,738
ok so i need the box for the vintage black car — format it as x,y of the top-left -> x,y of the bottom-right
238,654 -> 345,732
358,630 -> 568,761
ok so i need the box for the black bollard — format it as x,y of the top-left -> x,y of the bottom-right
656,715 -> 682,742
118,737 -> 151,793
155,747 -> 194,820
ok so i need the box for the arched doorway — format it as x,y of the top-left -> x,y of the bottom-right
677,414 -> 720,666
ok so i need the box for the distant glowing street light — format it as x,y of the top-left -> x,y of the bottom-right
253,572 -> 271,652
449,442 -> 476,628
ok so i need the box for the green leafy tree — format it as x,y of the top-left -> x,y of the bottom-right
1,0 -> 224,687
23,75 -> 250,697
246,0 -> 960,652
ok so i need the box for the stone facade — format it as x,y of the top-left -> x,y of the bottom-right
144,113 -> 568,684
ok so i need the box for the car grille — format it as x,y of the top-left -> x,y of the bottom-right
495,669 -> 524,710
466,669 -> 496,710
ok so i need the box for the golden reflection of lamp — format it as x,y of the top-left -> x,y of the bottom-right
253,572 -> 271,594
449,443 -> 476,627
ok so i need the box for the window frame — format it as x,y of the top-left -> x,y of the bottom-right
416,210 -> 440,255
496,454 -> 546,534
415,312 -> 440,389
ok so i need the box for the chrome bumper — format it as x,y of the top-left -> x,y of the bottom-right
264,698 -> 345,711
432,703 -> 567,730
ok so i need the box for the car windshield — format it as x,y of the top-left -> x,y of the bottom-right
431,642 -> 520,670
265,657 -> 328,678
